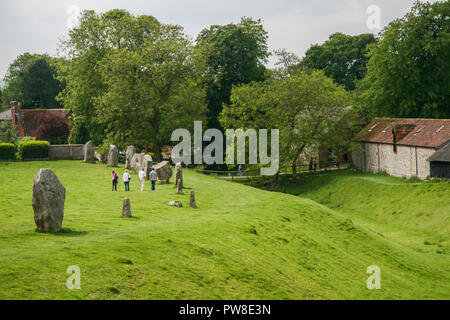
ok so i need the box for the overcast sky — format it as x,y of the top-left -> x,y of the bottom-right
0,0 -> 439,85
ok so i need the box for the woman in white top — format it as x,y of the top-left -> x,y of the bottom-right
123,169 -> 131,191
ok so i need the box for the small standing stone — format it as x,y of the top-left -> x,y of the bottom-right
174,162 -> 183,188
169,200 -> 182,207
108,145 -> 119,167
122,198 -> 131,217
84,141 -> 96,163
32,168 -> 66,233
177,179 -> 183,194
190,190 -> 196,208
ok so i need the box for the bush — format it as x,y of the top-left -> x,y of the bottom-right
18,140 -> 50,159
34,113 -> 69,144
0,143 -> 16,160
0,121 -> 20,144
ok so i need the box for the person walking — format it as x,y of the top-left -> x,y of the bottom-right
149,168 -> 158,191
123,169 -> 131,191
112,170 -> 118,191
238,164 -> 243,176
138,168 -> 146,192
335,155 -> 340,169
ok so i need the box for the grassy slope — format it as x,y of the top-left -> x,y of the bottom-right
0,161 -> 448,299
275,170 -> 450,255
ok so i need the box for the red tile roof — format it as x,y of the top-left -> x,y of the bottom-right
354,118 -> 450,148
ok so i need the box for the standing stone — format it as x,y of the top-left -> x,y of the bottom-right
32,168 -> 66,233
153,161 -> 172,184
168,200 -> 182,207
143,154 -> 153,179
130,153 -> 145,173
107,145 -> 118,167
84,141 -> 95,163
190,190 -> 196,208
125,146 -> 136,170
122,198 -> 131,217
174,162 -> 183,188
177,179 -> 183,194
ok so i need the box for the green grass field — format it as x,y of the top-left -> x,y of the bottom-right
0,161 -> 448,299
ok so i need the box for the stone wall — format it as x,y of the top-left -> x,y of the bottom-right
352,142 -> 435,179
49,144 -> 84,160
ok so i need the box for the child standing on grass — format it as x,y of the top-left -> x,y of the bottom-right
112,170 -> 118,191
123,169 -> 131,191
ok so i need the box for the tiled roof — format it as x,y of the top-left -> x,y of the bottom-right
354,118 -> 450,148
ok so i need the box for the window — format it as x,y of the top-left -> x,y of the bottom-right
435,125 -> 444,133
368,122 -> 379,132
414,125 -> 426,135
382,125 -> 391,133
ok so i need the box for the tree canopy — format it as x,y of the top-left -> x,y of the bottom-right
300,33 -> 377,90
196,17 -> 269,129
359,0 -> 450,119
2,53 -> 62,107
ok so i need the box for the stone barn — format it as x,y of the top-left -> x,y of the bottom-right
427,143 -> 450,178
352,118 -> 449,179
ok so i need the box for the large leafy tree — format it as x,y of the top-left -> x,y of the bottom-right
301,33 -> 377,90
221,69 -> 352,178
56,9 -> 160,145
2,53 -> 62,107
96,25 -> 207,160
359,1 -> 450,119
196,18 -> 269,129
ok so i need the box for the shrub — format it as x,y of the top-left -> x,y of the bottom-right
34,113 -> 69,144
0,143 -> 16,160
18,140 -> 50,159
0,121 -> 20,144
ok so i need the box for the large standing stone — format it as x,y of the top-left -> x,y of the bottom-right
84,141 -> 95,163
122,198 -> 131,217
168,200 -> 182,207
107,145 -> 118,167
32,168 -> 66,233
190,190 -> 196,208
125,146 -> 136,170
174,162 -> 183,188
130,153 -> 144,173
154,161 -> 172,184
143,154 -> 153,179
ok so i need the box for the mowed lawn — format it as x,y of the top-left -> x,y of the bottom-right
0,161 -> 448,299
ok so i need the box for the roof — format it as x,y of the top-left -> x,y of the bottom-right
0,108 -> 11,121
427,143 -> 450,163
354,118 -> 450,148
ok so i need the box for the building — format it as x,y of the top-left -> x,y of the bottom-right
352,118 -> 449,179
427,143 -> 450,178
9,101 -> 71,137
0,108 -> 11,121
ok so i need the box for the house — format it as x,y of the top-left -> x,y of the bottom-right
9,101 -> 71,137
0,108 -> 11,121
352,118 -> 449,179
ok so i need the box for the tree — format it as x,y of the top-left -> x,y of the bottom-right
96,25 -> 207,160
301,33 -> 377,90
2,53 -> 62,107
0,121 -> 20,144
56,9 -> 161,145
34,113 -> 69,144
359,1 -> 450,119
220,70 -> 352,178
196,18 -> 269,129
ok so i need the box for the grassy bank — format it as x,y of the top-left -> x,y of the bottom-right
0,162 -> 448,299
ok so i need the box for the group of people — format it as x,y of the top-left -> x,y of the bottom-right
111,168 -> 158,192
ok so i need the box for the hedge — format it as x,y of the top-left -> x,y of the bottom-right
0,143 -> 16,160
18,140 -> 50,159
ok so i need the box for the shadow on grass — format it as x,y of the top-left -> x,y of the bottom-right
35,228 -> 89,236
